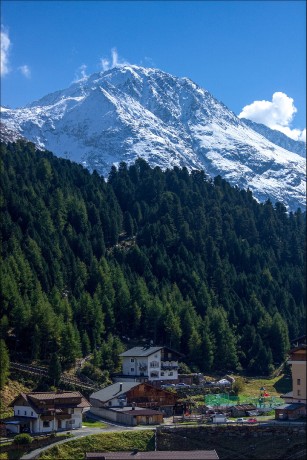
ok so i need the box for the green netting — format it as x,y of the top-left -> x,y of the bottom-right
205,393 -> 283,408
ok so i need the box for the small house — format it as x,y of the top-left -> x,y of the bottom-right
275,403 -> 306,420
230,404 -> 257,417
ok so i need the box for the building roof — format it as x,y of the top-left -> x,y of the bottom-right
121,409 -> 163,416
119,346 -> 183,358
232,404 -> 256,411
289,344 -> 307,354
90,382 -> 140,403
281,391 -> 293,398
28,391 -> 83,400
85,450 -> 219,459
119,347 -> 164,358
276,403 -> 306,411
9,391 -> 90,411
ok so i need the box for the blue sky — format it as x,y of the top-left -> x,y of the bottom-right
1,0 -> 306,140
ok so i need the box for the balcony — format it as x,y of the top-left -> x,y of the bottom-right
161,363 -> 179,371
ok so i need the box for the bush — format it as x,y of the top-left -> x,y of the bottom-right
14,433 -> 33,445
232,377 -> 245,395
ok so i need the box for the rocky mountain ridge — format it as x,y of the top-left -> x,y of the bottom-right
1,65 -> 305,211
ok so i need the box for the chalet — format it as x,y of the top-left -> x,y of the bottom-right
230,404 -> 257,417
3,391 -> 90,434
116,346 -> 182,383
277,335 -> 306,420
90,381 -> 178,423
85,451 -> 220,459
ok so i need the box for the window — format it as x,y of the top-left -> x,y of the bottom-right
31,412 -> 33,416
24,411 -> 27,415
131,358 -> 135,363
297,379 -> 301,385
161,372 -> 164,376
169,372 -> 173,376
17,410 -> 20,415
43,421 -> 50,428
131,368 -> 134,372
297,390 -> 301,396
108,401 -> 112,406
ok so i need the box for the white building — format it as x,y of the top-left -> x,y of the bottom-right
4,391 -> 90,434
118,346 -> 182,383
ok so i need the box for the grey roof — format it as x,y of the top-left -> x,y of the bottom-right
119,347 -> 163,357
276,403 -> 306,410
90,382 -> 139,403
86,450 -> 219,459
281,391 -> 293,398
121,409 -> 163,416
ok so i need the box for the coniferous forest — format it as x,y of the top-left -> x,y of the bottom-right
0,141 -> 306,377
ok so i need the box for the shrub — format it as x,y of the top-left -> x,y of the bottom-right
14,433 -> 33,445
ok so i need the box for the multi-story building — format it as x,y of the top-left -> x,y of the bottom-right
276,335 -> 306,420
117,346 -> 182,383
4,391 -> 90,434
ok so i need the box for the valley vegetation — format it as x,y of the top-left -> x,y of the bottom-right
0,141 -> 305,384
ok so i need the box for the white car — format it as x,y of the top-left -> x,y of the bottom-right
236,417 -> 247,423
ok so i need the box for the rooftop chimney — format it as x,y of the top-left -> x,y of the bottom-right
119,383 -> 123,392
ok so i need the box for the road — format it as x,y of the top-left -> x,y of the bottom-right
20,420 -> 154,459
19,416 -> 306,459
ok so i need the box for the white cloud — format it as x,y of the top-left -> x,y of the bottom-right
1,27 -> 11,76
238,92 -> 306,142
100,48 -> 130,71
73,64 -> 88,83
19,65 -> 31,78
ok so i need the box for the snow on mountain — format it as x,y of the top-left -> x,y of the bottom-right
1,65 -> 305,211
241,118 -> 306,157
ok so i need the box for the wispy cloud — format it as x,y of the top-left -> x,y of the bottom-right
100,48 -> 130,71
73,64 -> 88,83
18,65 -> 31,78
239,92 -> 306,142
1,27 -> 11,76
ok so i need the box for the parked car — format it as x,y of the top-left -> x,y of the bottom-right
161,384 -> 175,389
236,418 -> 247,423
176,383 -> 190,388
247,418 -> 257,423
226,419 -> 235,423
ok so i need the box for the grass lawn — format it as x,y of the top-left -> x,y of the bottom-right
82,421 -> 107,428
38,430 -> 155,460
242,373 -> 291,397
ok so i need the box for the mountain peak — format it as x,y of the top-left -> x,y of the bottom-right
1,66 -> 305,211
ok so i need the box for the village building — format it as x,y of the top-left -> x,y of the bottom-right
90,381 -> 178,424
277,335 -> 306,420
85,450 -> 220,459
114,346 -> 182,384
230,404 -> 257,418
3,391 -> 90,434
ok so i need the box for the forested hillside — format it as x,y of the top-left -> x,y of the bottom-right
0,141 -> 305,377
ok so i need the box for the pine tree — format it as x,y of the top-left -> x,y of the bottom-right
0,339 -> 10,388
48,353 -> 62,386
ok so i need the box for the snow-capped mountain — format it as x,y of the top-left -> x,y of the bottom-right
241,118 -> 306,158
1,65 -> 306,211
0,121 -> 26,144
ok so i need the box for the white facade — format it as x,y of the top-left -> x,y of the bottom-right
10,405 -> 83,433
121,347 -> 179,381
6,392 -> 89,434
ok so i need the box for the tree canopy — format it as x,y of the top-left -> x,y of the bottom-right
0,141 -> 305,375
